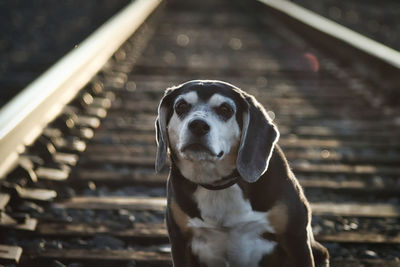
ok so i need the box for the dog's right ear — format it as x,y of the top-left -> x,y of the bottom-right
155,105 -> 168,173
155,87 -> 178,173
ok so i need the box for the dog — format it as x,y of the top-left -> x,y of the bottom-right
155,80 -> 329,267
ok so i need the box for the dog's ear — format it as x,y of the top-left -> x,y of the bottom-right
155,88 -> 177,173
155,105 -> 168,173
237,95 -> 279,182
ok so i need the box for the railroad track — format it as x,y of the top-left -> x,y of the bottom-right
1,0 -> 400,266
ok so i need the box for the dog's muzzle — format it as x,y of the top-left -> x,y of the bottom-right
181,119 -> 224,158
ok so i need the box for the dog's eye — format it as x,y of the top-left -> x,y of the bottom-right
216,103 -> 234,119
175,100 -> 191,115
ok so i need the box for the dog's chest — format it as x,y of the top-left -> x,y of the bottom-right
188,185 -> 276,267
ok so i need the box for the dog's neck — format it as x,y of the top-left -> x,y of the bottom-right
198,170 -> 240,190
171,163 -> 240,191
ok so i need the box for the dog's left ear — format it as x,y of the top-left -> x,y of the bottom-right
237,95 -> 279,182
155,88 -> 177,173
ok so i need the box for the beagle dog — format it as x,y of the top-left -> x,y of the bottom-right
155,80 -> 329,267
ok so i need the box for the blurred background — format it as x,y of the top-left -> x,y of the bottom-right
292,0 -> 400,50
0,0 -> 399,265
0,0 -> 399,108
0,0 -> 129,107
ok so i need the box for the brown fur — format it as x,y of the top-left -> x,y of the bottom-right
268,202 -> 289,234
171,200 -> 190,235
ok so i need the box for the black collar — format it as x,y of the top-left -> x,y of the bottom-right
198,170 -> 240,190
171,165 -> 240,191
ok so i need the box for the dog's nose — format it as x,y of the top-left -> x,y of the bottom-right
188,119 -> 210,136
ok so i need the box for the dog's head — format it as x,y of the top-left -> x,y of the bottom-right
155,80 -> 279,184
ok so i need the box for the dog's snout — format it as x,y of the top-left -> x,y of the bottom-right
188,119 -> 210,136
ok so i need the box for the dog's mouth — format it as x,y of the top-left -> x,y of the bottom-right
181,143 -> 224,158
182,143 -> 214,155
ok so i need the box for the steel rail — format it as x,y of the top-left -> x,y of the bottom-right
257,0 -> 400,69
0,0 -> 162,178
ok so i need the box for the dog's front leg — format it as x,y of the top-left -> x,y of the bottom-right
170,238 -> 205,267
166,208 -> 205,267
280,230 -> 315,267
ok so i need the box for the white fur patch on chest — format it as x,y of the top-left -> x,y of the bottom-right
189,185 -> 276,267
